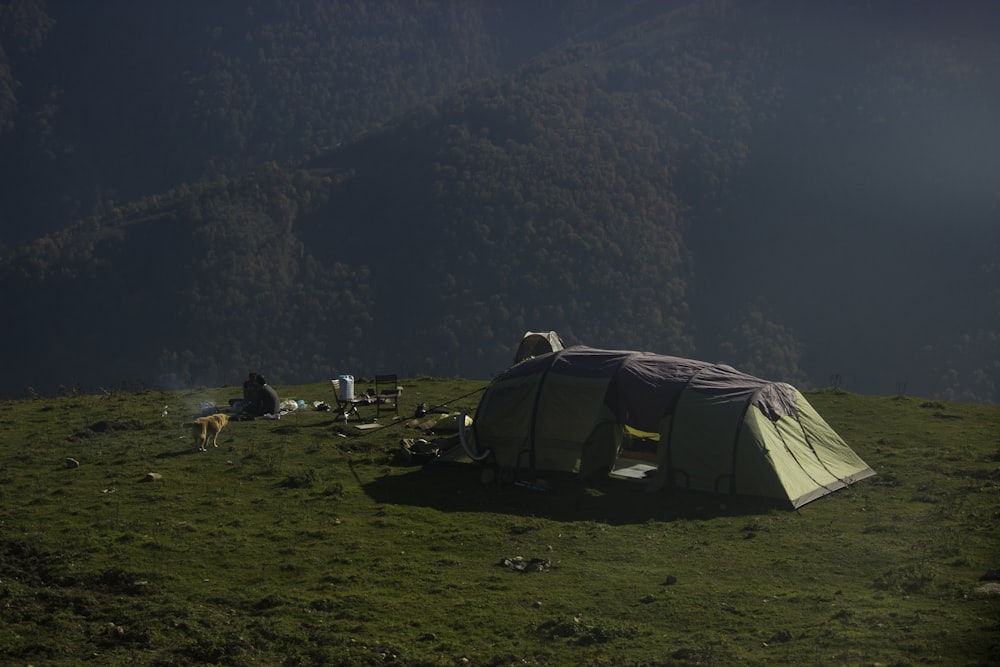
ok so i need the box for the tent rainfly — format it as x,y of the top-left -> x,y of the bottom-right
470,346 -> 875,508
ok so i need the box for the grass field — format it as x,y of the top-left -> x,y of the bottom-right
1,378 -> 998,666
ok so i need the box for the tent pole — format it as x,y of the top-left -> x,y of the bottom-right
458,411 -> 491,462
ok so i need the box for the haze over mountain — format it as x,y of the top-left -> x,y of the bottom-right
1,0 -> 997,403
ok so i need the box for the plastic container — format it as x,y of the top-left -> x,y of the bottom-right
338,374 -> 355,401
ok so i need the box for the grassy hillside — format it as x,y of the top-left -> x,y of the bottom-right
1,379 -> 997,665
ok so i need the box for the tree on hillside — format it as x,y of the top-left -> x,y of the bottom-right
718,306 -> 807,386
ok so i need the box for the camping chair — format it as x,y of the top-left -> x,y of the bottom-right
374,374 -> 401,418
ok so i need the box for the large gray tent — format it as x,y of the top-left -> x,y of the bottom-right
470,346 -> 875,508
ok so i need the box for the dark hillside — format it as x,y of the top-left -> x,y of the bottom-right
2,1 -> 775,392
686,1 -> 1000,402
0,0 -> 996,402
0,0 -> 612,244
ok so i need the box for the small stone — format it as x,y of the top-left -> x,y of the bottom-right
66,457 -> 80,468
142,472 -> 162,482
662,575 -> 678,586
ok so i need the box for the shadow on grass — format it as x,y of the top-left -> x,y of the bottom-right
302,419 -> 339,428
362,461 -> 778,524
155,448 -> 201,459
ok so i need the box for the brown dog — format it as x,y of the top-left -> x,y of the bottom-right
187,413 -> 229,452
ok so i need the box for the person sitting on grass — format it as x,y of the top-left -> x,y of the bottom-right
242,372 -> 280,417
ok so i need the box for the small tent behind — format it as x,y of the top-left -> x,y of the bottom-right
512,330 -> 565,365
470,346 -> 875,508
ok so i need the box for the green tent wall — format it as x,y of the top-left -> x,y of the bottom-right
471,346 -> 875,508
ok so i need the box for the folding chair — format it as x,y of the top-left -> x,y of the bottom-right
374,374 -> 400,418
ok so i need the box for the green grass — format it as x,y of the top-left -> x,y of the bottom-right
1,380 -> 997,666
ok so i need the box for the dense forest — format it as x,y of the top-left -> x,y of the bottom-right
0,0 -> 997,403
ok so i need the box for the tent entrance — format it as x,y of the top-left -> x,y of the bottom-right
609,426 -> 659,482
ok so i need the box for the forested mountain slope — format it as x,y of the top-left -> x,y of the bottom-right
0,0 -> 610,243
0,1 -> 997,402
